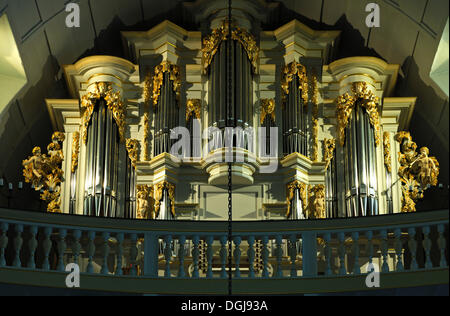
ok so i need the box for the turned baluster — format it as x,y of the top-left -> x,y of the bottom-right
247,236 -> 256,278
115,233 -> 124,276
192,235 -> 200,278
288,234 -> 297,277
219,236 -> 228,279
422,226 -> 432,269
274,235 -> 283,278
0,223 -> 9,267
262,236 -> 269,278
13,224 -> 23,268
437,224 -> 447,268
407,227 -> 418,270
178,235 -> 187,278
28,226 -> 38,269
365,231 -> 374,273
324,233 -> 332,276
57,229 -> 67,271
233,237 -> 242,278
352,232 -> 360,274
380,230 -> 389,273
164,235 -> 173,278
338,232 -> 346,275
394,228 -> 404,271
86,231 -> 96,273
206,236 -> 214,279
101,232 -> 110,275
129,234 -> 138,276
42,227 -> 53,271
72,230 -> 82,266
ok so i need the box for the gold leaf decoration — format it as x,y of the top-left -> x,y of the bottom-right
152,61 -> 181,108
80,82 -> 126,144
281,61 -> 309,106
260,99 -> 275,125
336,82 -> 380,147
143,112 -> 150,161
395,131 -> 440,213
126,139 -> 140,168
143,72 -> 152,106
202,20 -> 259,75
136,185 -> 154,219
310,71 -> 320,162
71,132 -> 80,174
383,132 -> 392,173
154,181 -> 176,218
186,99 -> 202,122
308,184 -> 326,219
23,132 -> 66,213
286,180 -> 307,218
323,138 -> 336,171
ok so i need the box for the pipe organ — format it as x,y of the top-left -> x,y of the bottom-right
34,0 -> 438,221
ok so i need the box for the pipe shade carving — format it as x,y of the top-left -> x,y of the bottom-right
286,180 -> 307,218
152,61 -> 181,108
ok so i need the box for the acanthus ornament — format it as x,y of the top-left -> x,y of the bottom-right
383,132 -> 392,173
323,138 -> 336,171
71,132 -> 80,173
281,61 -> 309,106
336,82 -> 381,147
286,180 -> 307,218
152,61 -> 181,108
260,99 -> 275,125
202,20 -> 259,75
143,113 -> 150,161
80,82 -> 126,144
154,181 -> 176,218
126,139 -> 140,168
23,132 -> 66,213
143,72 -> 152,106
310,71 -> 320,162
186,99 -> 202,122
395,131 -> 439,213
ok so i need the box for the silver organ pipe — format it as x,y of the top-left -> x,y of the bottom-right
344,102 -> 379,217
84,98 -> 122,217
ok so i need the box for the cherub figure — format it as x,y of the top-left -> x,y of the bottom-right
137,185 -> 153,219
411,147 -> 439,187
23,147 -> 47,190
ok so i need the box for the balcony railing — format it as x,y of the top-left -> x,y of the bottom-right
0,208 -> 448,294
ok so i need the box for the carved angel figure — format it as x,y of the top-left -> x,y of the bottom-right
23,147 -> 47,191
411,147 -> 439,187
136,185 -> 153,219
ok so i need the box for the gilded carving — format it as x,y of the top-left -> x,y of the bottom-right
81,82 -> 126,144
23,132 -> 66,213
143,113 -> 150,161
310,71 -> 320,162
395,131 -> 440,212
136,185 -> 154,219
308,185 -> 326,219
281,61 -> 309,106
154,181 -> 176,218
186,99 -> 202,122
336,82 -> 380,147
71,132 -> 80,174
143,72 -> 152,106
383,132 -> 392,173
126,139 -> 140,168
152,61 -> 181,108
286,180 -> 307,218
323,138 -> 336,171
260,99 -> 275,125
202,20 -> 259,75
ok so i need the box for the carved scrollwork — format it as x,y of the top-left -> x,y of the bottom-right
136,185 -> 154,219
281,61 -> 309,106
383,132 -> 392,173
71,132 -> 80,174
143,113 -> 150,161
154,181 -> 176,218
323,138 -> 336,171
336,82 -> 381,147
286,180 -> 307,218
310,71 -> 320,161
126,139 -> 140,168
152,61 -> 181,108
186,99 -> 202,122
308,184 -> 326,219
23,132 -> 66,213
80,82 -> 126,144
260,99 -> 275,125
143,72 -> 152,106
395,131 -> 440,213
202,20 -> 259,75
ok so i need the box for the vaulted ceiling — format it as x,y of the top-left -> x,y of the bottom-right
0,0 -> 448,210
